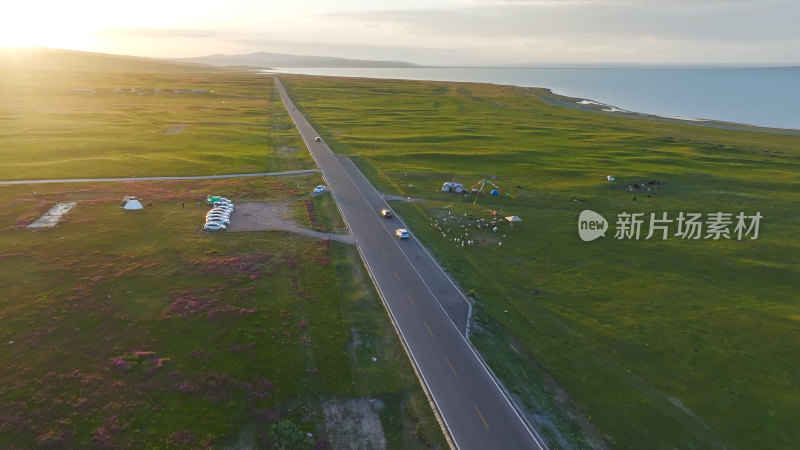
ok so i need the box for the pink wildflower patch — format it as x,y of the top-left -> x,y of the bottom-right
163,296 -> 215,319
192,253 -> 276,279
189,349 -> 213,359
167,429 -> 198,446
304,200 -> 323,230
229,342 -> 256,352
110,350 -> 168,373
110,357 -> 131,372
36,428 -> 74,447
176,381 -> 196,393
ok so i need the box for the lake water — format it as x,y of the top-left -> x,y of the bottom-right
273,67 -> 800,130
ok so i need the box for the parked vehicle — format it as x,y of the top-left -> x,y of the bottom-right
313,185 -> 326,194
207,195 -> 232,203
205,216 -> 230,225
204,222 -> 226,231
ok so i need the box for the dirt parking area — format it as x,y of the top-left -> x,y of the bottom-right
226,201 -> 354,244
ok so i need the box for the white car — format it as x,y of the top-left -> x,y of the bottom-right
207,212 -> 230,220
212,201 -> 233,210
204,222 -> 226,231
313,185 -> 326,194
210,205 -> 233,213
206,216 -> 230,225
395,228 -> 409,239
314,136 -> 321,142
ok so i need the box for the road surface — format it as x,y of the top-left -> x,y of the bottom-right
336,155 -> 471,334
275,77 -> 546,450
0,169 -> 320,185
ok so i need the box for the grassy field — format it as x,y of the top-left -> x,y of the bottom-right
0,65 -> 445,448
281,75 -> 800,449
0,69 -> 313,180
0,177 -> 445,449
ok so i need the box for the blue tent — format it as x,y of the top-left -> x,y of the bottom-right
490,189 -> 499,195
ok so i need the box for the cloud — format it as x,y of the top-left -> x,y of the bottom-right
323,1 -> 800,42
95,28 -> 218,39
309,0 -> 800,63
85,1 -> 800,64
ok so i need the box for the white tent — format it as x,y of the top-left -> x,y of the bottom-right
441,182 -> 464,193
505,215 -> 522,224
121,197 -> 144,210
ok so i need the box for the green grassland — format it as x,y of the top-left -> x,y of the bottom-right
0,65 -> 445,448
281,75 -> 800,449
0,69 -> 312,180
0,177 -> 445,448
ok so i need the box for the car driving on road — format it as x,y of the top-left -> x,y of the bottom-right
380,209 -> 393,218
395,228 -> 409,239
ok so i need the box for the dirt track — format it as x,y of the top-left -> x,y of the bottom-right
226,201 -> 354,244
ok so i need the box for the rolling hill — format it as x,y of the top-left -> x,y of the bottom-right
171,51 -> 421,69
0,47 -> 219,73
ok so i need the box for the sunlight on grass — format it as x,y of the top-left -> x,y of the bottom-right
283,74 -> 800,449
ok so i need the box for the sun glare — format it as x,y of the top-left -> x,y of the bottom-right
0,8 -> 97,50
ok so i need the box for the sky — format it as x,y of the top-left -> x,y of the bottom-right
2,0 -> 798,65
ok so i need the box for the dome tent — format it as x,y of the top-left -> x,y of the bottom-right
120,196 -> 144,210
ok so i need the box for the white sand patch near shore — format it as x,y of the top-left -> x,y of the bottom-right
658,115 -> 708,122
579,99 -> 710,120
577,99 -> 628,112
28,202 -> 76,229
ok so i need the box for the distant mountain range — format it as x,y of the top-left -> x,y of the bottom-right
0,47 -> 218,73
170,52 -> 421,69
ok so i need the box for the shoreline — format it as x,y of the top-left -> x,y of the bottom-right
269,67 -> 800,134
539,88 -> 800,136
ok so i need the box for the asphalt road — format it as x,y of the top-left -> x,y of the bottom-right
275,77 -> 546,450
336,155 -> 472,334
0,169 -> 320,185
